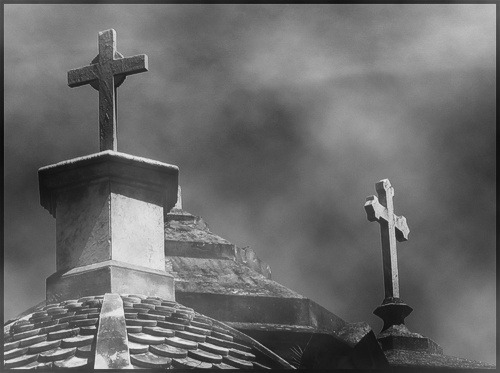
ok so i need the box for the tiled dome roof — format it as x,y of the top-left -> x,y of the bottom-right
4,294 -> 291,369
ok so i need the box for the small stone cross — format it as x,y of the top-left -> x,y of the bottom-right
67,29 -> 148,151
365,179 -> 410,302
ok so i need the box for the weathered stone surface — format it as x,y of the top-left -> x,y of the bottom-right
111,185 -> 164,269
61,334 -> 95,348
67,29 -> 148,152
28,340 -> 62,354
206,336 -> 242,349
188,348 -> 223,363
199,342 -> 229,356
185,325 -> 211,336
374,302 -> 414,336
165,212 -> 232,246
128,332 -> 165,345
53,355 -> 89,368
138,314 -> 165,322
229,348 -> 256,361
4,347 -> 29,360
75,344 -> 93,358
39,151 -> 178,306
4,293 -> 294,370
4,340 -> 20,352
164,336 -> 198,350
375,324 -> 443,357
128,341 -> 149,354
10,323 -> 34,334
130,351 -> 172,368
133,303 -> 155,311
384,349 -> 496,369
364,179 -> 409,302
46,260 -> 175,303
80,326 -> 98,335
18,334 -> 47,347
11,328 -> 40,341
94,293 -> 131,369
170,247 -> 362,361
172,356 -> 213,369
47,328 -> 80,341
4,352 -> 39,368
176,291 -> 345,333
223,354 -> 254,368
211,330 -> 233,341
53,180 -> 163,272
39,151 -> 178,221
149,344 -> 188,358
157,321 -> 185,331
39,347 -> 77,362
165,210 -> 272,279
143,326 -> 175,338
171,256 -> 300,298
175,330 -> 206,343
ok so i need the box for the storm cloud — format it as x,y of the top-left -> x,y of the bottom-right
4,4 -> 495,364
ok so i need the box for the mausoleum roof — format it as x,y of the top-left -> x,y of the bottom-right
3,294 -> 292,369
5,27 -> 494,370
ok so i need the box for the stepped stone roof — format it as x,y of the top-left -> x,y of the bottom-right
171,256 -> 300,298
165,209 -> 272,278
165,210 -> 355,336
3,294 -> 292,369
376,325 -> 494,369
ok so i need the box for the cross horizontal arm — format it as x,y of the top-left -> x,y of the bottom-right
395,215 -> 410,241
111,55 -> 148,76
68,64 -> 99,87
365,195 -> 409,242
365,195 -> 387,222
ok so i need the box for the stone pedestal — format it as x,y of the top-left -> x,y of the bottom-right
39,151 -> 179,302
373,298 -> 413,332
46,260 -> 175,303
373,298 -> 444,364
377,324 -> 443,355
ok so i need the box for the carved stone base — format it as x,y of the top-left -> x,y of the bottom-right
373,299 -> 443,357
377,324 -> 443,355
46,260 -> 175,303
373,298 -> 413,332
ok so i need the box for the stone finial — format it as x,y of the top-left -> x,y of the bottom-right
68,29 -> 148,151
174,185 -> 182,210
39,30 -> 180,303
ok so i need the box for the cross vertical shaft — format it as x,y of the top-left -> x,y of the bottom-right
98,30 -> 118,151
365,179 -> 410,302
377,181 -> 400,299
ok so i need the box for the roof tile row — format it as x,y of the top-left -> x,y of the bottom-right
4,295 -> 102,369
4,293 -> 272,369
120,294 -> 265,369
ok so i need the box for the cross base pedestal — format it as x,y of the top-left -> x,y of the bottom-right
377,324 -> 443,355
373,298 -> 413,332
373,298 -> 443,357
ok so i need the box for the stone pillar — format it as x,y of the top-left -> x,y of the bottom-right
39,151 -> 179,303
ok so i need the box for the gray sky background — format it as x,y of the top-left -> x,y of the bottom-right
4,4 -> 495,364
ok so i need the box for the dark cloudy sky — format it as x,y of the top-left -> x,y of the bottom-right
4,4 -> 495,365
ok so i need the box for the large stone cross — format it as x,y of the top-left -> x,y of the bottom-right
67,29 -> 148,151
364,179 -> 410,301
